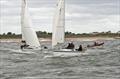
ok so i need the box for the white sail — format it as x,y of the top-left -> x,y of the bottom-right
52,0 -> 65,47
21,0 -> 40,48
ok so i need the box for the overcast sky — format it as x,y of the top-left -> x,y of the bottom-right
0,0 -> 120,34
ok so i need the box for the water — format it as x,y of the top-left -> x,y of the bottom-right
0,40 -> 120,79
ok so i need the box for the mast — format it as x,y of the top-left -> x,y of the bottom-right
21,0 -> 40,48
52,0 -> 65,48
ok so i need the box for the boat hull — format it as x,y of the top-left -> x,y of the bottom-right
52,49 -> 88,57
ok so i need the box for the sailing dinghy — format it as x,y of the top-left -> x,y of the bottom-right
51,0 -> 88,56
21,0 -> 41,50
52,0 -> 65,48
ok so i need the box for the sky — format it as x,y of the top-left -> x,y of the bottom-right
0,0 -> 120,34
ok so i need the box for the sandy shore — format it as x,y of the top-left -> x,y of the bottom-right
0,37 -> 116,43
65,37 -> 115,41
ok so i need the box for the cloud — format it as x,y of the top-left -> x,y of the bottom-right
0,0 -> 120,34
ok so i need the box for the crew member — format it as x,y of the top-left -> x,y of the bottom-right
76,45 -> 83,51
20,40 -> 27,49
66,42 -> 75,49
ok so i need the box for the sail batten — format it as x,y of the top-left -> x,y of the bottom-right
52,0 -> 65,47
21,0 -> 40,48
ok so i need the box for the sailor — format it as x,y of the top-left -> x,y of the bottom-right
70,42 -> 75,49
94,42 -> 97,46
76,45 -> 83,51
20,40 -> 27,49
66,42 -> 75,49
66,43 -> 71,49
44,46 -> 48,49
20,45 -> 24,50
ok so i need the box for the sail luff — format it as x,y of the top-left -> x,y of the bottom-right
52,0 -> 65,48
21,0 -> 40,48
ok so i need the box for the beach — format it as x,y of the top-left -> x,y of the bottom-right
0,37 -> 116,43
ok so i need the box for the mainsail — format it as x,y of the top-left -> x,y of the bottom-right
52,0 -> 65,47
21,0 -> 40,48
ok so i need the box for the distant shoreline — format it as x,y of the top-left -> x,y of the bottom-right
0,37 -> 118,43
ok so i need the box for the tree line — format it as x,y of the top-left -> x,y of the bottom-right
0,31 -> 120,39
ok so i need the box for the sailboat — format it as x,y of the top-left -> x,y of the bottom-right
52,0 -> 65,48
51,0 -> 88,57
21,0 -> 40,49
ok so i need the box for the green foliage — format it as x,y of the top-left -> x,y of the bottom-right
0,31 -> 120,39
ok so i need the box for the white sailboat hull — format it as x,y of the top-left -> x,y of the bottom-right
52,48 -> 88,57
51,51 -> 88,57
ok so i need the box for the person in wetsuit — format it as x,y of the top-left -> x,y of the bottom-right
20,40 -> 29,49
70,42 -> 75,49
76,45 -> 83,51
94,42 -> 97,46
66,43 -> 71,49
66,42 -> 75,49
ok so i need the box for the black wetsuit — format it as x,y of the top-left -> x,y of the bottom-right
66,43 -> 75,49
77,45 -> 83,51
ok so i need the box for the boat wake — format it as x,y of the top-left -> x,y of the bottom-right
1,47 -> 35,54
44,51 -> 89,58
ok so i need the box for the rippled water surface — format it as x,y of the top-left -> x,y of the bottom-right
0,40 -> 120,79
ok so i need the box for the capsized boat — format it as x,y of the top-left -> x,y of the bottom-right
87,42 -> 104,48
